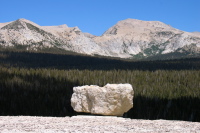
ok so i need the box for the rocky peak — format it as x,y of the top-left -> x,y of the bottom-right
18,18 -> 27,21
83,32 -> 96,38
0,21 -> 12,28
0,18 -> 42,32
103,19 -> 176,36
118,18 -> 172,28
0,18 -> 200,59
94,19 -> 200,58
192,32 -> 200,37
72,26 -> 81,32
57,24 -> 68,28
1,19 -> 26,30
17,18 -> 41,27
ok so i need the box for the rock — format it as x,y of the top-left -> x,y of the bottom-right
1,116 -> 200,132
1,18 -> 200,59
71,83 -> 134,116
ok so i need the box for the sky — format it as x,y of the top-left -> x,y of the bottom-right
0,0 -> 199,36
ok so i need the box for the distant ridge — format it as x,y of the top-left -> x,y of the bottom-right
0,18 -> 200,59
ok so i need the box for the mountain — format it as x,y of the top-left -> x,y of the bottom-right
0,18 -> 105,56
94,19 -> 200,58
0,18 -> 200,59
192,32 -> 200,36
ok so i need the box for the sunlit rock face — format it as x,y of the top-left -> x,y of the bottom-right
93,19 -> 200,58
1,18 -> 200,59
71,84 -> 134,116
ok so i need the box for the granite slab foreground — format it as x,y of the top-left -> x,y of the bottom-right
0,116 -> 199,133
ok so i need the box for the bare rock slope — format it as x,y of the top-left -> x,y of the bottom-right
0,18 -> 200,59
0,19 -> 105,56
94,19 -> 200,58
0,116 -> 200,133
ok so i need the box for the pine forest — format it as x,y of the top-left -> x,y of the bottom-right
0,49 -> 200,122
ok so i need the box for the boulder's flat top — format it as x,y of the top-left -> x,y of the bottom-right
0,116 -> 199,133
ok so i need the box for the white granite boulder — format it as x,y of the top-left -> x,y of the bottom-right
71,83 -> 134,116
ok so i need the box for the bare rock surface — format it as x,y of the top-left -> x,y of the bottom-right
0,116 -> 200,133
71,84 -> 134,116
0,18 -> 200,59
93,19 -> 200,57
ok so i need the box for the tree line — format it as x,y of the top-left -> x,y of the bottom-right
0,67 -> 199,121
0,49 -> 200,121
0,49 -> 199,70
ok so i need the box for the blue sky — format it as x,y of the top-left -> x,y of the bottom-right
0,0 -> 199,36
